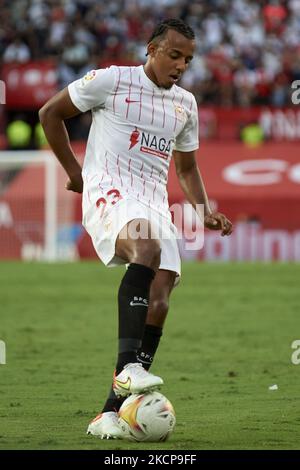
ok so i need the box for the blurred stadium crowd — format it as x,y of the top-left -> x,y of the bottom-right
1,0 -> 300,107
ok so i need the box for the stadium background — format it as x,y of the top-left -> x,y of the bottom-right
1,0 -> 300,451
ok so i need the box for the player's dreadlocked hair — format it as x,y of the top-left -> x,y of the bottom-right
146,19 -> 195,52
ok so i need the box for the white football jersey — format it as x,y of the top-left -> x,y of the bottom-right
68,65 -> 199,218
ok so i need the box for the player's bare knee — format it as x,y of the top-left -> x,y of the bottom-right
147,298 -> 169,327
150,243 -> 161,270
133,240 -> 161,271
150,299 -> 169,318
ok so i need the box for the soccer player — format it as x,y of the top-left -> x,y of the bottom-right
39,19 -> 233,439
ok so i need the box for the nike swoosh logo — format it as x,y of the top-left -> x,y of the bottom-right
114,377 -> 131,390
125,98 -> 140,103
130,301 -> 148,307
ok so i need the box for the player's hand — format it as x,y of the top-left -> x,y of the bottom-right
204,212 -> 233,236
65,173 -> 83,194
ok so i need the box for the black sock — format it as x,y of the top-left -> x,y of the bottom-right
136,324 -> 163,370
102,388 -> 124,414
102,324 -> 163,413
116,263 -> 155,374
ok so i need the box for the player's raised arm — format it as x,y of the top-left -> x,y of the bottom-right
39,88 -> 83,193
173,149 -> 233,236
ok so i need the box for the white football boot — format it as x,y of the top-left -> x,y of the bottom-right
87,411 -> 122,439
113,362 -> 163,397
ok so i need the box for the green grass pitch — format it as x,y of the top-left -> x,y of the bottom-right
0,261 -> 300,450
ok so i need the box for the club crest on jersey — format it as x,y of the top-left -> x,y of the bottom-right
82,70 -> 96,85
175,105 -> 185,117
129,128 -> 173,160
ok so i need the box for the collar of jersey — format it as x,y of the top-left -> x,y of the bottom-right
139,65 -> 174,93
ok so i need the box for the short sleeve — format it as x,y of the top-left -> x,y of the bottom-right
68,67 -> 117,113
174,94 -> 199,152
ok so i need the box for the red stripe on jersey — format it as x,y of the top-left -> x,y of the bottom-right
150,165 -> 154,179
152,181 -> 157,201
117,154 -> 123,187
99,173 -> 104,192
126,67 -> 133,119
158,169 -> 164,185
172,93 -> 177,132
128,158 -> 133,186
138,85 -> 143,121
162,94 -> 165,128
118,168 -> 123,187
151,89 -> 155,125
174,94 -> 184,132
113,67 -> 121,114
105,152 -> 113,186
105,152 -> 109,175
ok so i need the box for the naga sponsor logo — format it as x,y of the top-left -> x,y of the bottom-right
129,127 -> 173,159
129,127 -> 140,149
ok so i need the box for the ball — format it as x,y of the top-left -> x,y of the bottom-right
118,391 -> 176,442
